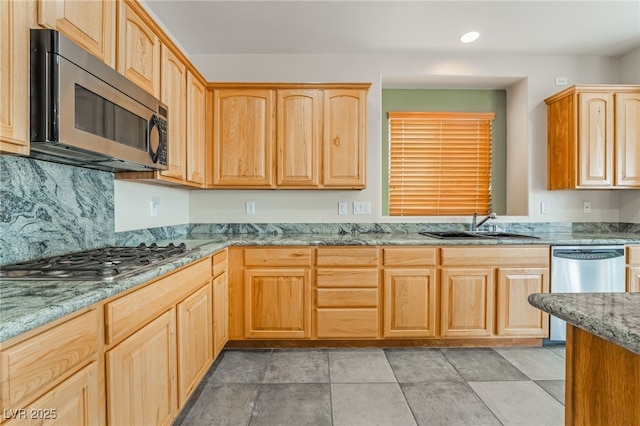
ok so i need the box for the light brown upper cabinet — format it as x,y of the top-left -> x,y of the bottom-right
117,0 -> 161,98
38,0 -> 116,68
0,0 -> 33,155
208,83 -> 370,189
545,85 -> 640,189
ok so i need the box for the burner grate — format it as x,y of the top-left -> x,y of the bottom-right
0,243 -> 195,281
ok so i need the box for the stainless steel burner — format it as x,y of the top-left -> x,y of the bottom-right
0,243 -> 196,281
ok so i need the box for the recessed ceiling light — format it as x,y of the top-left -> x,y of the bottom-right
460,31 -> 480,43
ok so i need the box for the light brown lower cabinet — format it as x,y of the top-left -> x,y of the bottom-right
213,250 -> 229,359
496,268 -> 549,337
107,309 -> 177,426
383,269 -> 437,338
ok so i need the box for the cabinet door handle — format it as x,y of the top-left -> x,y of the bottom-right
333,136 -> 340,146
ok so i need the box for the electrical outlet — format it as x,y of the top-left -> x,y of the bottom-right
246,201 -> 255,215
583,201 -> 592,214
555,77 -> 568,86
353,201 -> 372,215
338,202 -> 348,215
540,201 -> 550,214
150,196 -> 159,217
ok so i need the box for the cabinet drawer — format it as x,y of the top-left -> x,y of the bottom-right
316,309 -> 378,338
628,245 -> 640,265
244,247 -> 312,267
1,309 -> 98,412
105,258 -> 210,344
383,247 -> 437,266
440,246 -> 550,267
317,288 -> 378,308
316,269 -> 379,288
316,247 -> 379,267
213,249 -> 228,277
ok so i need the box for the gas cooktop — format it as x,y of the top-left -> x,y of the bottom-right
0,243 -> 197,281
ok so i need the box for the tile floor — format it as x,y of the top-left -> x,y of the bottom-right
173,345 -> 566,426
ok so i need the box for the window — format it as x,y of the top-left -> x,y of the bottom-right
388,111 -> 495,216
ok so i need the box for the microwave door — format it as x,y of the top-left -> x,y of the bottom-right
57,55 -> 157,168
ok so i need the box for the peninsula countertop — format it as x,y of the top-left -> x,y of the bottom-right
2,231 -> 639,342
528,292 -> 640,355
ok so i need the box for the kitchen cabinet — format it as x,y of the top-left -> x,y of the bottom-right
628,245 -> 640,292
315,247 -> 380,338
382,247 -> 438,338
243,248 -> 312,338
0,0 -> 33,155
213,250 -> 229,358
117,0 -> 161,97
107,309 -> 176,426
177,283 -> 213,406
277,89 -> 322,187
104,257 -> 212,426
186,72 -> 207,185
440,246 -> 550,339
37,0 -> 116,67
208,83 -> 370,189
211,89 -> 275,187
322,89 -> 368,187
496,268 -> 549,337
545,85 -> 640,189
159,44 -> 187,181
0,307 -> 101,425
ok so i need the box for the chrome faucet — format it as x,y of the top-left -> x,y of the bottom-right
471,212 -> 497,231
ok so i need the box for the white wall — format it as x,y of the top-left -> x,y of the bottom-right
114,181 -> 189,231
186,52 -> 623,224
619,48 -> 640,84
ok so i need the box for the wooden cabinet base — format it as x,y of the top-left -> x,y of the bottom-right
225,338 -> 543,349
566,325 -> 640,426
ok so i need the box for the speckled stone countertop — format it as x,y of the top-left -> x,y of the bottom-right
2,231 -> 639,342
529,293 -> 640,355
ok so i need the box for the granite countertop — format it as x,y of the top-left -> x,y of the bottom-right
529,292 -> 640,355
2,231 -> 639,343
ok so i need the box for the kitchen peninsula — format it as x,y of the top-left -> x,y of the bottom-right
529,292 -> 640,426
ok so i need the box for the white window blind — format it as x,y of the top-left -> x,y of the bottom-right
388,111 -> 495,216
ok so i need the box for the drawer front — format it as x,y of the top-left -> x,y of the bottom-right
316,269 -> 379,288
1,309 -> 98,412
440,246 -> 550,267
316,247 -> 379,267
213,249 -> 228,277
383,247 -> 437,266
628,245 -> 640,265
244,247 -> 312,267
316,288 -> 378,308
105,258 -> 211,344
316,309 -> 379,338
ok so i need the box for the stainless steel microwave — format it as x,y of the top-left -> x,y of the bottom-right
30,29 -> 168,172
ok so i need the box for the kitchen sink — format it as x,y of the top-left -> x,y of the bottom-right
419,231 -> 539,240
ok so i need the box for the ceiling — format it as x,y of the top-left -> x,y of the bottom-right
143,0 -> 640,57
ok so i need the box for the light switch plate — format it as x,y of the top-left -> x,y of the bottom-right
338,202 -> 348,215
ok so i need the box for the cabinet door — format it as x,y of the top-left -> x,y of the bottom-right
107,309 -> 177,426
38,0 -> 116,67
383,269 -> 437,338
441,268 -> 494,337
629,267 -> 640,292
578,92 -> 614,187
213,271 -> 229,358
177,283 -> 213,406
213,89 -> 275,187
615,92 -> 640,187
496,268 -> 549,337
117,0 -> 160,97
4,363 -> 100,426
244,268 -> 310,338
186,72 -> 207,185
276,89 -> 322,187
323,89 -> 367,188
160,44 -> 187,181
0,0 -> 32,154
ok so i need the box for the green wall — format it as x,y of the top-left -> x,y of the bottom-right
381,89 -> 507,216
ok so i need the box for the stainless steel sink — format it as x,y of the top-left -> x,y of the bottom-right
419,231 -> 539,240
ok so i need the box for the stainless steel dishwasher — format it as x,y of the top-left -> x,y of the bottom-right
550,245 -> 626,341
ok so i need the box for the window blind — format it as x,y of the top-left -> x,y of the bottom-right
388,111 -> 495,216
